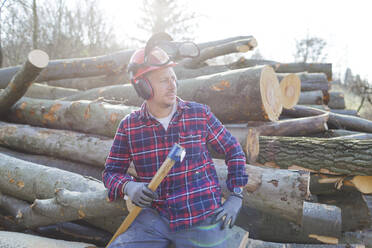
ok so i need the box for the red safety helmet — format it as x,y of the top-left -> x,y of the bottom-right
128,47 -> 177,81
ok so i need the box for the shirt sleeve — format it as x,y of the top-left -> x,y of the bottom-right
204,105 -> 248,191
102,118 -> 134,201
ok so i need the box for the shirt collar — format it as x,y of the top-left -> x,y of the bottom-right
139,97 -> 189,122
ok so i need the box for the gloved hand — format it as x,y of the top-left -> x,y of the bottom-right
213,195 -> 242,229
123,181 -> 159,208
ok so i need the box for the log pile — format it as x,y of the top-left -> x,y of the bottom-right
0,36 -> 371,248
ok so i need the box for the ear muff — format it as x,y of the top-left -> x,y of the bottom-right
132,76 -> 154,100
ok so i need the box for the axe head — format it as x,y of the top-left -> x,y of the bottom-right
167,143 -> 186,163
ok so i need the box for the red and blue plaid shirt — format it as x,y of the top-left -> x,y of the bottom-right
103,98 -> 248,231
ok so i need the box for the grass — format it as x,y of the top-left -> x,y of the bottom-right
330,83 -> 372,121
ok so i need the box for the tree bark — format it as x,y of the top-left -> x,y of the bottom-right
0,121 -> 112,167
0,153 -> 104,202
283,105 -> 372,133
275,63 -> 332,81
35,222 -> 111,247
238,204 -> 343,244
298,90 -> 324,105
317,191 -> 372,232
0,153 -> 126,227
330,133 -> 372,140
0,191 -> 57,228
174,65 -> 229,80
219,114 -> 329,162
182,37 -> 257,68
214,159 -> 309,224
300,105 -> 359,117
328,91 -> 346,109
62,65 -> 283,122
24,83 -> 80,99
228,58 -> 332,81
6,97 -> 138,137
0,49 -> 134,88
301,81 -> 331,92
279,73 -> 301,109
254,135 -> 372,175
302,201 -> 341,240
0,231 -> 96,248
0,50 -> 48,115
0,146 -> 102,180
324,129 -> 365,137
46,72 -> 129,90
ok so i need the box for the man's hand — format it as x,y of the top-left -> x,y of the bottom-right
213,195 -> 242,229
124,181 -> 159,208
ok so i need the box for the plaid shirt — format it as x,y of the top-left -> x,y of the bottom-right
103,98 -> 248,231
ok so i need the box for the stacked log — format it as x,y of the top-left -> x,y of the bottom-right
0,37 -> 370,248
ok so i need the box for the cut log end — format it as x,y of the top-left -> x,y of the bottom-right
260,66 -> 282,121
28,50 -> 49,69
279,73 -> 301,109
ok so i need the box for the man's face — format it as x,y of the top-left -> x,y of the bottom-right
146,67 -> 177,108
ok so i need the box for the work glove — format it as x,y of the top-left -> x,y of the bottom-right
123,181 -> 159,208
213,195 -> 243,229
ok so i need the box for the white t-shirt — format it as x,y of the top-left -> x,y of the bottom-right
150,104 -> 177,131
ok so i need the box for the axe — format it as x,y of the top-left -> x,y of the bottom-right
106,143 -> 186,247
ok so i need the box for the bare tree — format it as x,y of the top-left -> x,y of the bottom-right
135,0 -> 198,43
1,0 -> 122,67
32,0 -> 38,49
294,35 -> 327,63
0,0 -> 12,67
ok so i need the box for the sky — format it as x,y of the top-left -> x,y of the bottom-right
101,0 -> 372,82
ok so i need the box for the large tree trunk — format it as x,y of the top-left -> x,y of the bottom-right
237,204 -> 343,244
62,65 -> 283,122
213,159 -> 309,224
317,191 -> 372,232
0,50 -> 133,88
0,121 -> 112,167
275,63 -> 332,81
0,50 -> 48,115
298,90 -> 324,105
299,105 -> 359,117
174,65 -> 229,79
46,72 -> 129,90
228,58 -> 332,81
277,72 -> 328,84
254,135 -> 372,175
0,146 -> 102,180
0,153 -> 126,227
283,105 -> 372,133
182,37 -> 257,68
219,114 -> 329,162
24,83 -> 80,99
328,91 -> 346,109
6,97 -> 138,137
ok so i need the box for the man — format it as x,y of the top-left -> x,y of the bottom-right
103,45 -> 248,248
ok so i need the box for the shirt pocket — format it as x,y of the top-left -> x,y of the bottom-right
178,130 -> 204,162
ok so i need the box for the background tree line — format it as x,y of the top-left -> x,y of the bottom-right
0,0 -> 197,68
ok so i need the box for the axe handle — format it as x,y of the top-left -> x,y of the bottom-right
106,157 -> 177,247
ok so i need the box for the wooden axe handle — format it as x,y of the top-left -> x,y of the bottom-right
106,145 -> 185,247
